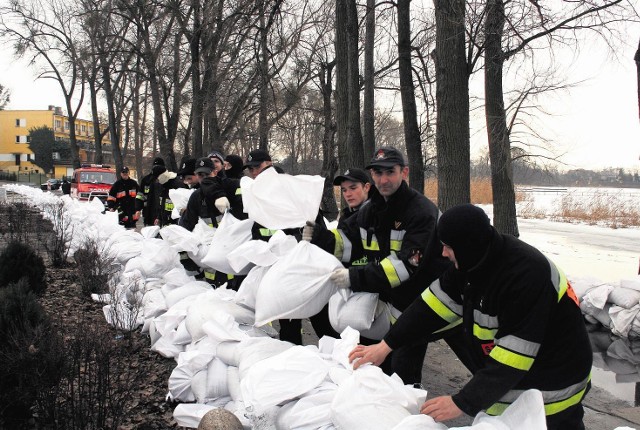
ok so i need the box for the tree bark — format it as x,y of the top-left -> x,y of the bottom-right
484,0 -> 518,236
397,0 -> 424,192
434,0 -> 469,210
346,0 -> 365,167
362,0 -> 375,158
320,61 -> 339,220
335,0 -> 349,170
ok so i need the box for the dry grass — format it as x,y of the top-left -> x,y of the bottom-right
424,178 -> 524,205
549,191 -> 640,229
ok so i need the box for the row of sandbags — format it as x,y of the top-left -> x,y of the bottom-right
4,183 -> 547,430
589,327 -> 640,384
575,275 -> 640,338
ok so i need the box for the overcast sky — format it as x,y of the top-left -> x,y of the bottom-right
1,22 -> 639,172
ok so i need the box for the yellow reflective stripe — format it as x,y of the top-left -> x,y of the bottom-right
235,188 -> 242,195
390,240 -> 401,252
362,239 -> 380,251
259,228 -> 278,237
556,265 -> 568,302
332,229 -> 344,260
136,194 -> 146,201
421,289 -> 460,324
165,202 -> 174,210
485,402 -> 508,416
204,271 -> 216,280
544,384 -> 588,416
473,323 -> 497,341
490,345 -> 535,371
380,258 -> 401,287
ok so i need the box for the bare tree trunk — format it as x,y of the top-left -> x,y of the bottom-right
397,0 -> 424,192
484,0 -> 518,236
88,77 -> 104,164
346,0 -> 364,167
259,5 -> 269,151
362,0 -> 375,158
335,0 -> 349,170
320,60 -> 339,220
190,0 -> 204,158
635,38 -> 640,122
434,0 -> 469,210
99,52 -> 124,171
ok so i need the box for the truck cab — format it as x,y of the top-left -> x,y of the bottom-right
70,164 -> 117,204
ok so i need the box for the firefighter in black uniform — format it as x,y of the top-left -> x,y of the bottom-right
107,166 -> 140,229
137,157 -> 164,226
349,204 -> 592,430
154,166 -> 187,227
305,147 -> 449,385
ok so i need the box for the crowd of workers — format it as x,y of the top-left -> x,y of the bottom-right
104,146 -> 592,430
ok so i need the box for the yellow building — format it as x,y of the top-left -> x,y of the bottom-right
0,106 -> 113,177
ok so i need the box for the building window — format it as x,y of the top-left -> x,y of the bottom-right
64,121 -> 69,130
27,154 -> 32,161
15,118 -> 26,127
55,119 -> 62,129
15,135 -> 29,143
81,124 -> 87,133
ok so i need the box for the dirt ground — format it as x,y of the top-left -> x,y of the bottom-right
4,190 -> 640,430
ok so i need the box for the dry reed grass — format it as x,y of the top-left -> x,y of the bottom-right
549,191 -> 640,229
423,178 -> 523,205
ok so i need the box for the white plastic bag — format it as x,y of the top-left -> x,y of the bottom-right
254,241 -> 343,326
241,167 -> 324,229
201,212 -> 253,274
328,290 -> 379,332
169,188 -> 195,220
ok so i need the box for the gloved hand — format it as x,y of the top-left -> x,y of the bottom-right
329,267 -> 350,289
214,196 -> 230,213
302,220 -> 315,242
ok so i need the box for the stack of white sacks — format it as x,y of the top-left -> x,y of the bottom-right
4,178 -> 546,430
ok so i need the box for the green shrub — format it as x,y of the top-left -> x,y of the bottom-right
0,280 -> 64,427
0,240 -> 47,295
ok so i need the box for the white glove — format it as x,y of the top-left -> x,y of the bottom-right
302,220 -> 315,242
329,268 -> 350,289
214,196 -> 230,213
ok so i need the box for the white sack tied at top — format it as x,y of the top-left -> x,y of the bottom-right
201,211 -> 253,275
241,167 -> 324,229
331,365 -> 427,430
254,241 -> 344,326
169,187 -> 195,220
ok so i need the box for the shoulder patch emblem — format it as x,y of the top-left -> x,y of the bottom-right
394,221 -> 402,229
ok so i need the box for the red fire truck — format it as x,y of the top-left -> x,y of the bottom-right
70,164 -> 117,204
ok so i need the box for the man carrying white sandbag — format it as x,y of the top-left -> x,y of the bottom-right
350,204 -> 592,430
305,146 -> 450,385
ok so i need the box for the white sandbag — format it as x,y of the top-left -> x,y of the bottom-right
227,366 -> 242,402
163,266 -> 195,288
240,345 -> 330,415
139,238 -> 182,278
620,276 -> 640,292
201,313 -> 250,343
192,218 -> 217,245
174,320 -> 192,345
609,287 -> 640,309
241,168 -> 324,229
216,341 -> 241,367
390,414 -> 447,430
610,304 -> 640,338
237,337 -> 293,379
331,366 -> 426,430
160,224 -> 199,254
581,284 -> 614,309
328,290 -> 378,332
172,404 -> 216,428
360,301 -> 393,340
227,240 -> 276,274
164,281 -> 212,308
140,225 -> 160,238
275,382 -> 337,430
470,389 -> 546,430
205,358 -> 230,400
235,265 -> 271,310
142,288 -> 168,318
168,349 -> 213,402
254,241 -> 343,326
150,331 -> 185,358
169,188 -> 195,220
201,212 -> 253,275
185,292 -> 255,342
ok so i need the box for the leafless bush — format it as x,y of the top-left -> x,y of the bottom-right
106,274 -> 144,341
0,201 -> 39,247
33,322 -> 142,430
74,240 -> 119,296
41,201 -> 74,267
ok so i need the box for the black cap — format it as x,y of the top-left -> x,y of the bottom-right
365,147 -> 406,169
243,149 -> 272,169
120,166 -> 130,174
177,158 -> 196,176
437,204 -> 494,273
208,151 -> 225,164
152,157 -> 165,166
152,165 -> 167,178
194,157 -> 214,175
333,168 -> 372,186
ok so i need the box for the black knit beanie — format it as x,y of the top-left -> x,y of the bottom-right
153,157 -> 165,167
225,154 -> 244,179
437,204 -> 494,272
